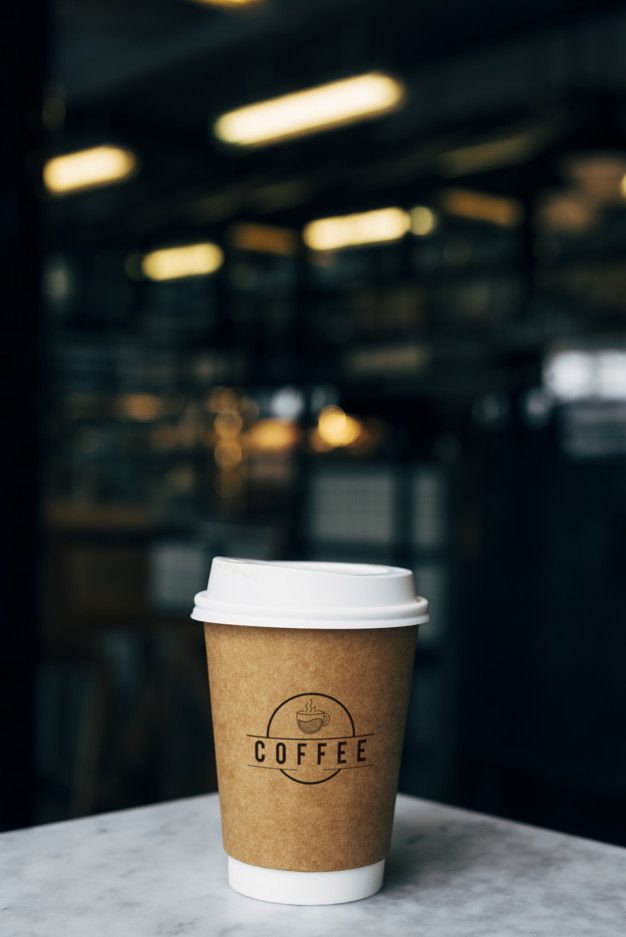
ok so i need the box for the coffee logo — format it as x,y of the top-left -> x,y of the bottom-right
296,699 -> 330,734
247,692 -> 373,785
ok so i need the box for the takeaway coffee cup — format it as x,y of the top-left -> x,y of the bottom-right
191,558 -> 428,905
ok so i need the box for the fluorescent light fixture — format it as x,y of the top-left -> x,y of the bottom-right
410,205 -> 438,236
192,0 -> 260,7
303,207 -> 410,252
440,188 -> 523,227
141,243 -> 224,281
214,72 -> 405,147
43,145 -> 137,195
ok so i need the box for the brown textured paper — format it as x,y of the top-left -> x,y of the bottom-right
204,622 -> 417,872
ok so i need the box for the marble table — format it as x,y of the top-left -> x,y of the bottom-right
2,793 -> 625,936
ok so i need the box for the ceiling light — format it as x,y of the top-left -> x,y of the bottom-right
410,205 -> 438,236
303,207 -> 410,252
192,0 -> 260,7
43,145 -> 137,195
141,243 -> 224,281
440,188 -> 523,227
214,72 -> 405,147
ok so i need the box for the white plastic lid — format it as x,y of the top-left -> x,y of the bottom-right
191,557 -> 428,629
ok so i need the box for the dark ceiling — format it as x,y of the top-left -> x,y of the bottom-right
46,0 -> 626,249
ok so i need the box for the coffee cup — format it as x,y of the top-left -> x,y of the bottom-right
192,558 -> 428,905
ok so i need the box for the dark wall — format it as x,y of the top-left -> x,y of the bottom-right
455,423 -> 626,843
0,3 -> 47,830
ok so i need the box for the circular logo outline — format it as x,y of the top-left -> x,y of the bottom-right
266,692 -> 356,785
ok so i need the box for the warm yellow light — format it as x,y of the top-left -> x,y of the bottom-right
192,0 -> 260,7
214,72 -> 405,147
230,222 -> 297,255
215,411 -> 243,438
441,188 -> 523,227
141,243 -> 223,281
564,154 -> 626,206
410,206 -> 438,236
247,419 -> 299,451
43,145 -> 137,195
214,439 -> 242,468
303,207 -> 409,252
118,393 -> 161,421
538,191 -> 597,234
207,387 -> 238,412
309,428 -> 333,453
317,406 -> 362,447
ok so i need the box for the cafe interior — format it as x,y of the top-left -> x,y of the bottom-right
3,0 -> 626,846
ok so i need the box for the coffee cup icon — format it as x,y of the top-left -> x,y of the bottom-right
296,699 -> 330,734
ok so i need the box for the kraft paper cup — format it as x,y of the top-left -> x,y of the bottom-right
192,558 -> 428,905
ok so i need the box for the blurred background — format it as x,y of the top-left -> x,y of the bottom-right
3,0 -> 626,845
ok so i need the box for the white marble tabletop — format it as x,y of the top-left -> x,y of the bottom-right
2,793 -> 625,936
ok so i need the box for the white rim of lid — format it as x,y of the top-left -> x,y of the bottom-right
191,557 -> 429,630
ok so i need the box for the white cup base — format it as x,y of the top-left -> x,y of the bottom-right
227,856 -> 385,905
